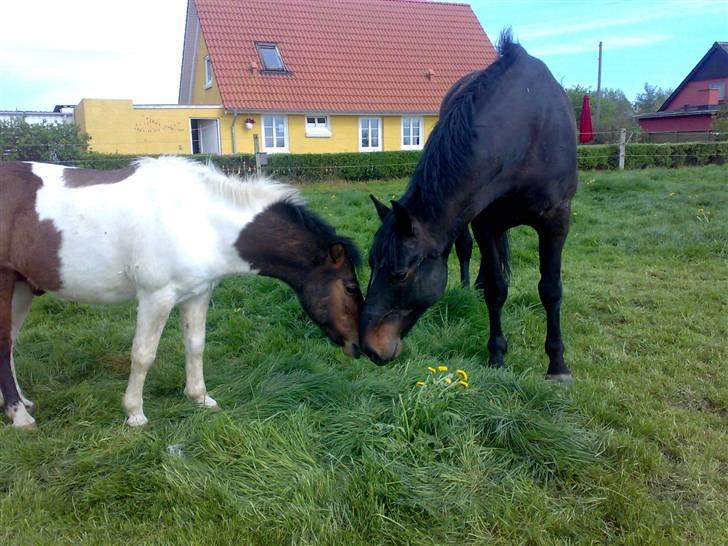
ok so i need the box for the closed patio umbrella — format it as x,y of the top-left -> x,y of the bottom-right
579,94 -> 594,144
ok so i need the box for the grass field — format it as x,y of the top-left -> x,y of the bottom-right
1,166 -> 726,545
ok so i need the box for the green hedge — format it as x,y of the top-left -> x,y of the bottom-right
60,142 -> 728,180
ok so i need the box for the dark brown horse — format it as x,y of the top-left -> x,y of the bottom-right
0,157 -> 362,428
361,31 -> 577,383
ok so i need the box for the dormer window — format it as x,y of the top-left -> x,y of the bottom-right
256,43 -> 285,72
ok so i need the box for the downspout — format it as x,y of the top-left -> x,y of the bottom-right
230,112 -> 238,154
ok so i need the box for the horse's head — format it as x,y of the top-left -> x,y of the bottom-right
298,241 -> 363,358
360,196 -> 448,364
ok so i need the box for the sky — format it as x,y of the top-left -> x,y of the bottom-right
1,0 -> 726,111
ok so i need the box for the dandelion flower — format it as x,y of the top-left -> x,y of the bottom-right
427,366 -> 437,373
458,381 -> 469,388
444,378 -> 452,385
416,381 -> 425,386
456,369 -> 468,382
437,365 -> 448,372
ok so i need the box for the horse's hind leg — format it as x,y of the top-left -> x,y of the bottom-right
10,282 -> 35,411
180,288 -> 219,411
471,219 -> 509,367
122,290 -> 175,427
454,226 -> 473,288
0,270 -> 35,429
536,206 -> 572,383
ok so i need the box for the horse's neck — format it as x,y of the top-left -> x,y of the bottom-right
235,204 -> 322,290
404,187 -> 472,252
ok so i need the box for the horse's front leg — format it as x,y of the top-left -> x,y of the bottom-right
123,289 -> 175,427
179,288 -> 219,411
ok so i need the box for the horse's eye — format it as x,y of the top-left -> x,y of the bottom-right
344,284 -> 358,296
390,271 -> 409,283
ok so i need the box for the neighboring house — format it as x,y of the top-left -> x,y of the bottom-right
0,105 -> 74,125
637,42 -> 728,141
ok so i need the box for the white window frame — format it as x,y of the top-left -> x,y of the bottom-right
262,114 -> 289,153
204,55 -> 213,89
305,114 -> 331,137
401,116 -> 424,150
359,117 -> 382,152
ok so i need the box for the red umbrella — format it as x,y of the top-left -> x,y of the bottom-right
579,94 -> 594,144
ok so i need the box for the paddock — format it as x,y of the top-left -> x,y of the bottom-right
1,165 -> 726,544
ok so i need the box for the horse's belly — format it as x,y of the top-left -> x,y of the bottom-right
53,267 -> 137,304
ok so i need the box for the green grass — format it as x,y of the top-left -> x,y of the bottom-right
1,166 -> 726,545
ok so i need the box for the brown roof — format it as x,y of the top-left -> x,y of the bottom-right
192,0 -> 497,113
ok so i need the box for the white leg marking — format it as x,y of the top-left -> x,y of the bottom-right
10,282 -> 35,411
8,402 -> 36,430
180,289 -> 219,411
122,290 -> 175,427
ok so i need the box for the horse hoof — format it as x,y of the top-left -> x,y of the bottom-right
546,373 -> 573,386
126,414 -> 148,427
191,394 -> 220,411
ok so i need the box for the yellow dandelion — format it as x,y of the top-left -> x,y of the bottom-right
416,381 -> 425,386
444,378 -> 452,385
458,381 -> 469,388
456,369 -> 468,382
437,365 -> 448,372
427,366 -> 437,373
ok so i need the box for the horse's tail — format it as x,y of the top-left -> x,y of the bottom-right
497,231 -> 511,282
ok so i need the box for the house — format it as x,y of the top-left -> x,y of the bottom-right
637,42 -> 728,141
0,105 -> 74,125
76,0 -> 496,155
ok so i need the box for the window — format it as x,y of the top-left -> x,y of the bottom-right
401,116 -> 423,150
305,115 -> 331,137
256,43 -> 285,71
204,55 -> 213,88
262,115 -> 288,152
708,82 -> 726,100
359,117 -> 382,152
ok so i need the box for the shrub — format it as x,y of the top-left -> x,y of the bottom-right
0,119 -> 90,162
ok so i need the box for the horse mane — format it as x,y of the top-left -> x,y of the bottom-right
135,156 -> 303,210
269,201 -> 362,268
402,28 -> 524,218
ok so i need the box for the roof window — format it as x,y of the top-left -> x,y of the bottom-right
256,43 -> 285,71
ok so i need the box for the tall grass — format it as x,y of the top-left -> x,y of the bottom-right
1,166 -> 726,544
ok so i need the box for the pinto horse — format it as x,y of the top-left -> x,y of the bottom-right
361,31 -> 578,382
0,157 -> 362,429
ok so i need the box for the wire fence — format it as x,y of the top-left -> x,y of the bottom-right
1,135 -> 726,180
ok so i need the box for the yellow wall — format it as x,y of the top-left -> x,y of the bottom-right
76,99 -> 228,155
75,101 -> 440,156
190,34 -> 222,105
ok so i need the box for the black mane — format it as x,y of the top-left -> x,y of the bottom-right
273,200 -> 362,268
402,29 -> 523,218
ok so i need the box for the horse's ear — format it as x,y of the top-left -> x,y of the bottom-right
390,200 -> 414,236
329,243 -> 346,267
369,194 -> 390,222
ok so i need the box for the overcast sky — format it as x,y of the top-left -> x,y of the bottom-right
1,0 -> 726,111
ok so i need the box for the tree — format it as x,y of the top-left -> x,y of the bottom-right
0,119 -> 89,162
633,83 -> 673,115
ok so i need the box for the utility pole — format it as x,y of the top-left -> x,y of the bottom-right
595,41 -> 603,132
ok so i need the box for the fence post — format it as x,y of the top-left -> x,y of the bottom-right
253,134 -> 262,176
618,128 -> 626,170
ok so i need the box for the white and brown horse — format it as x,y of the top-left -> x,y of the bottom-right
0,157 -> 362,429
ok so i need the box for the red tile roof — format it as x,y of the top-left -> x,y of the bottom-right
193,0 -> 497,113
